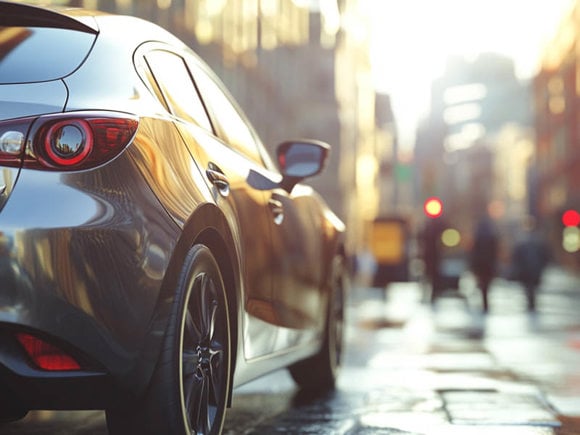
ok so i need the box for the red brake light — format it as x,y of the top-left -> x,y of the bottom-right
23,112 -> 138,171
16,332 -> 81,371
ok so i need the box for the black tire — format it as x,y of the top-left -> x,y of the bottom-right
106,245 -> 231,435
288,255 -> 346,391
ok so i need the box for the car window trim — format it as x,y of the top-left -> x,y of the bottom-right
185,57 -> 278,172
135,43 -> 216,135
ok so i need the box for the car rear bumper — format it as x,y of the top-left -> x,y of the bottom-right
0,331 -> 116,410
0,281 -> 138,410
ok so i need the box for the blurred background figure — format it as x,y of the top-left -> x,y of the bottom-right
470,213 -> 499,313
511,216 -> 551,312
421,218 -> 445,303
354,247 -> 377,290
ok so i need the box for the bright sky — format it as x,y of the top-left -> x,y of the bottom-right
364,0 -> 576,151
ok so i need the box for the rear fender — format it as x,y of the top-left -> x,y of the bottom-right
126,203 -> 241,398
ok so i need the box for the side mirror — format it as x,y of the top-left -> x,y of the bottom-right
276,140 -> 330,191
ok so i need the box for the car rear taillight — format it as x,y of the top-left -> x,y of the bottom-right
42,119 -> 94,167
16,332 -> 81,371
0,112 -> 138,171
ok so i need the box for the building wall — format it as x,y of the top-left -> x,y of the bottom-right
534,0 -> 580,265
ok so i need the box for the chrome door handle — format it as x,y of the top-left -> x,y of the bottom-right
206,166 -> 230,196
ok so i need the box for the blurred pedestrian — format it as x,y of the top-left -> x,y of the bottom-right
511,216 -> 550,312
421,218 -> 445,303
470,214 -> 499,312
355,248 -> 377,289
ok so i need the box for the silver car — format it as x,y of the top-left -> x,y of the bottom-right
0,2 -> 347,434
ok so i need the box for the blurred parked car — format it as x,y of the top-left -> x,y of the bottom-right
0,2 -> 347,434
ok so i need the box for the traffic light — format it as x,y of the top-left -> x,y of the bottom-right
562,209 -> 580,227
423,197 -> 443,218
562,209 -> 580,253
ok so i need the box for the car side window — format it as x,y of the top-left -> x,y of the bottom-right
187,60 -> 267,166
144,50 -> 212,132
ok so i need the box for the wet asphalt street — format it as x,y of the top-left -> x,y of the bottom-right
222,266 -> 580,434
3,266 -> 580,434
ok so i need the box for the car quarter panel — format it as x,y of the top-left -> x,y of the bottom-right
0,150 -> 181,373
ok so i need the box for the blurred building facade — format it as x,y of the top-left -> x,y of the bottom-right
534,0 -> 580,266
329,0 -> 383,254
415,53 -> 532,255
374,93 -> 400,216
37,0 -> 397,255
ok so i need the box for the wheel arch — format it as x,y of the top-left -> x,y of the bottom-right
191,220 -> 240,386
179,204 -> 241,407
128,203 -> 242,400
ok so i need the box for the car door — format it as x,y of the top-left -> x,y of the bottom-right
186,59 -> 328,349
140,48 -> 281,358
268,185 -> 327,332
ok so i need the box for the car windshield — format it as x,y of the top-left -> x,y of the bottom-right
0,26 -> 95,83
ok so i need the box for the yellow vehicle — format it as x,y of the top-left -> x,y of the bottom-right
369,216 -> 410,286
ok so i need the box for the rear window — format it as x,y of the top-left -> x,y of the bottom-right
0,26 -> 96,83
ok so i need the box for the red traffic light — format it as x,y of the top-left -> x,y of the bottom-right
424,197 -> 443,218
562,209 -> 580,227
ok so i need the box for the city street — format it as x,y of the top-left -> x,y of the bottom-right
4,266 -> 580,434
222,266 -> 580,434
